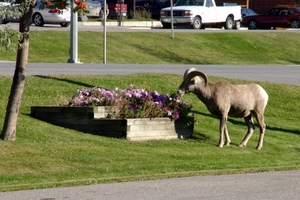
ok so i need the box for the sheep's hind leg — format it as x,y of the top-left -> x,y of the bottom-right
239,115 -> 255,148
256,114 -> 266,150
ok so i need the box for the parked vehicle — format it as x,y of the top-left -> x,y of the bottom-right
241,6 -> 300,29
32,0 -> 70,27
241,8 -> 257,18
86,0 -> 103,18
0,0 -> 19,24
135,0 -> 175,19
160,0 -> 241,29
106,0 -> 127,19
0,0 -> 71,27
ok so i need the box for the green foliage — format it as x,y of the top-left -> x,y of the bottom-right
129,9 -> 152,20
0,0 -> 34,50
0,74 -> 299,192
0,25 -> 17,51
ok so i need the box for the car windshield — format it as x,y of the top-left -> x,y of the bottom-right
246,9 -> 257,15
294,7 -> 300,12
264,8 -> 280,16
175,0 -> 204,6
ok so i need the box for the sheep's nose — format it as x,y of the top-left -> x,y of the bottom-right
177,89 -> 185,96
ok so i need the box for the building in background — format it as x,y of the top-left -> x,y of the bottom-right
250,0 -> 297,14
215,0 -> 299,14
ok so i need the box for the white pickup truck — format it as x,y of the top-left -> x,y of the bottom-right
160,0 -> 241,29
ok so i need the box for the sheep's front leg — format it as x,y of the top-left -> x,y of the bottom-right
218,117 -> 227,148
239,115 -> 255,147
224,124 -> 231,146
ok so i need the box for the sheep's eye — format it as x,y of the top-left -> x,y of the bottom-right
190,79 -> 195,84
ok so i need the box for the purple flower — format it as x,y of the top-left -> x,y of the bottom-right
68,85 -> 192,121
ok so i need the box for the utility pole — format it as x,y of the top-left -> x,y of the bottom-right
68,0 -> 81,64
103,0 -> 107,64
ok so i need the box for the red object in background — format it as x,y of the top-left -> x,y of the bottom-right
115,3 -> 127,12
241,6 -> 300,29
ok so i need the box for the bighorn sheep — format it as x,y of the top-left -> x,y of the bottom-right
178,68 -> 268,150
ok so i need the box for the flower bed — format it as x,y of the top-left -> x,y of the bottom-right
30,106 -> 194,140
30,85 -> 194,140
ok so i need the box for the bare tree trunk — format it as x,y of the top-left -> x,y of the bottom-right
1,2 -> 33,140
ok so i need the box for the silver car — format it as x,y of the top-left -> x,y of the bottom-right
86,0 -> 103,18
0,0 -> 71,27
32,0 -> 71,27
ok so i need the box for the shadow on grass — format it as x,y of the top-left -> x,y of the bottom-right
193,110 -> 300,136
122,40 -> 213,64
33,75 -> 97,88
287,59 -> 300,65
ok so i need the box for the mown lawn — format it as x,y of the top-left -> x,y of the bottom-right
1,31 -> 300,64
0,73 -> 299,192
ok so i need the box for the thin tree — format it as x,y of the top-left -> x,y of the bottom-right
1,0 -> 86,140
1,0 -> 35,140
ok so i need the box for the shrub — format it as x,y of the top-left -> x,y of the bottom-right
129,9 -> 152,20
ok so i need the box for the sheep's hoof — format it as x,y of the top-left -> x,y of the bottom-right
218,144 -> 224,148
256,146 -> 262,150
238,143 -> 245,147
225,142 -> 230,146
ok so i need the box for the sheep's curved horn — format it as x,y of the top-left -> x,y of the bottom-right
186,70 -> 208,86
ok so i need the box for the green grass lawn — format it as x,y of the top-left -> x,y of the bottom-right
0,74 -> 299,192
0,31 -> 300,192
1,31 -> 300,64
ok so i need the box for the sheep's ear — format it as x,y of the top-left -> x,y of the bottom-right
190,78 -> 195,84
186,71 -> 208,86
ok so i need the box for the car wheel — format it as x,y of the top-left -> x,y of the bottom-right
192,16 -> 201,29
234,21 -> 241,30
248,20 -> 258,30
290,20 -> 300,29
60,22 -> 70,27
162,24 -> 171,29
224,16 -> 233,29
33,13 -> 44,26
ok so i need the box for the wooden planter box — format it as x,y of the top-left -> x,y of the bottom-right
30,106 -> 194,141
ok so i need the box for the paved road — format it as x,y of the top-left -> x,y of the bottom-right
4,21 -> 300,33
1,62 -> 300,85
0,170 -> 299,200
1,62 -> 300,199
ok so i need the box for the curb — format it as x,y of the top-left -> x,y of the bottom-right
78,21 -> 163,27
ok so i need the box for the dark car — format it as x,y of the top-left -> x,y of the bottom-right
241,8 -> 257,18
105,0 -> 127,19
136,0 -> 173,19
241,6 -> 300,29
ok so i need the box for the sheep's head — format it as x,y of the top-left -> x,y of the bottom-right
177,69 -> 208,96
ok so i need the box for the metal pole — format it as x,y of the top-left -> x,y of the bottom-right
103,0 -> 107,64
134,0 -> 136,19
171,0 -> 174,39
68,0 -> 81,63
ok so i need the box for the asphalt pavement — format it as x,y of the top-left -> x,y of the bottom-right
1,62 -> 300,199
1,62 -> 300,85
0,170 -> 299,200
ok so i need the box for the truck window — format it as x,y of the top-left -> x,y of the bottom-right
175,0 -> 187,6
195,0 -> 204,6
205,0 -> 214,7
175,0 -> 202,6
